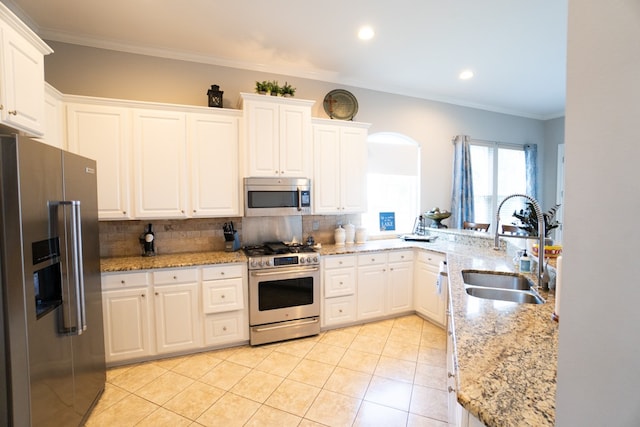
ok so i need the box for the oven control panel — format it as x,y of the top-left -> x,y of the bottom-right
248,253 -> 320,270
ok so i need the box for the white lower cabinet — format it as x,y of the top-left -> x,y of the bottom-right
414,250 -> 447,326
101,263 -> 248,364
101,272 -> 153,363
387,251 -> 414,314
357,253 -> 388,320
322,255 -> 357,327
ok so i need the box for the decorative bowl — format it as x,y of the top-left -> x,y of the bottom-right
532,244 -> 563,258
424,211 -> 451,220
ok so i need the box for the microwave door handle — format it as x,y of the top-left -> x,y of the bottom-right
297,187 -> 302,211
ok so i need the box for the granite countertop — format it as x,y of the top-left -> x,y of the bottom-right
100,250 -> 247,272
99,235 -> 558,426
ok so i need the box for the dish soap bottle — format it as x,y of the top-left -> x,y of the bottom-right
519,249 -> 531,273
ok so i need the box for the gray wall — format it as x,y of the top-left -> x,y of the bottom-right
44,40 -> 560,217
556,1 -> 640,425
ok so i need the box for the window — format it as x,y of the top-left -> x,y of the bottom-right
470,142 -> 527,226
362,133 -> 420,236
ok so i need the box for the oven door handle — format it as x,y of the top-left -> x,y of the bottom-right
251,267 -> 319,277
254,317 -> 319,332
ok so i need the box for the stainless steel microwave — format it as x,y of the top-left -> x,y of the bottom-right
244,177 -> 312,216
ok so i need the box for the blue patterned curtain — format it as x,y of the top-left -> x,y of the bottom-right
450,135 -> 474,229
524,144 -> 538,200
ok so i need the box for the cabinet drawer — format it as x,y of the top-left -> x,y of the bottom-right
324,255 -> 356,269
357,252 -> 387,266
417,250 -> 445,266
202,277 -> 244,314
388,250 -> 414,263
153,268 -> 198,285
204,311 -> 248,345
324,268 -> 356,298
202,264 -> 245,281
323,295 -> 356,327
101,271 -> 149,290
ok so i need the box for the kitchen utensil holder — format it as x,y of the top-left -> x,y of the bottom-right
225,231 -> 241,252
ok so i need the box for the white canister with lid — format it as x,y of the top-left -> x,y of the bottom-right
355,227 -> 368,244
344,223 -> 355,244
334,226 -> 346,246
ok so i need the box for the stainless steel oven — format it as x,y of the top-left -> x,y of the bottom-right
246,243 -> 320,345
244,177 -> 311,217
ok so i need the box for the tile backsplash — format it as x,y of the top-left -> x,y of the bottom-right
99,214 -> 361,258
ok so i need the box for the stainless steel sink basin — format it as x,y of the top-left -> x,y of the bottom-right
465,287 -> 545,304
462,270 -> 533,291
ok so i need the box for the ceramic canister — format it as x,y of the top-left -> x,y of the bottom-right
355,227 -> 368,244
334,226 -> 346,246
344,223 -> 355,244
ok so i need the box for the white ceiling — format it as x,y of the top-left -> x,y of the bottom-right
5,0 -> 567,119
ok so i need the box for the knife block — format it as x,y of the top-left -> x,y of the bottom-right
224,231 -> 241,252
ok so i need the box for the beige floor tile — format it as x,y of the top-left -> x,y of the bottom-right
394,315 -> 426,330
230,370 -> 283,403
207,346 -> 239,360
245,405 -> 302,427
319,329 -> 357,348
358,321 -> 392,338
414,363 -> 447,390
421,321 -> 445,335
382,339 -> 420,362
198,360 -> 251,390
324,366 -> 372,399
265,378 -> 321,416
305,389 -> 362,427
338,348 -> 380,374
255,350 -> 302,377
421,330 -> 447,350
105,364 -> 132,382
152,354 -> 190,370
288,358 -> 335,387
388,326 -> 423,345
108,362 -> 167,393
163,381 -> 225,420
305,342 -> 347,365
85,394 -> 157,427
276,336 -> 318,357
226,345 -> 274,368
409,385 -> 448,422
299,419 -> 328,427
136,371 -> 194,405
364,375 -> 413,411
89,383 -> 129,415
349,334 -> 387,355
136,407 -> 192,426
170,352 -> 223,379
374,355 -> 417,383
196,392 -> 260,427
353,400 -> 409,427
417,347 -> 447,368
407,412 -> 449,426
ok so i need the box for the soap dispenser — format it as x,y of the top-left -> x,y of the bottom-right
519,249 -> 531,273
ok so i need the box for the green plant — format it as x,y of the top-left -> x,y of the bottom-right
280,82 -> 296,96
512,202 -> 561,237
268,80 -> 280,95
255,80 -> 269,93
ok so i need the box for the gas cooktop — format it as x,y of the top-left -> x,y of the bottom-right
243,241 -> 317,257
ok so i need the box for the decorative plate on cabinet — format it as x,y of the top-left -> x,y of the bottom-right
323,89 -> 358,120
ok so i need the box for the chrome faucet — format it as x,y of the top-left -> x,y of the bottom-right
494,194 -> 549,291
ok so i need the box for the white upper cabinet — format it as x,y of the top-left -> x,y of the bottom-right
37,84 -> 65,149
241,93 -> 314,178
132,109 -> 188,219
0,3 -> 52,136
188,112 -> 240,217
313,120 -> 369,214
67,101 -> 132,220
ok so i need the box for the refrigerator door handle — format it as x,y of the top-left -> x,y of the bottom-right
50,200 -> 86,335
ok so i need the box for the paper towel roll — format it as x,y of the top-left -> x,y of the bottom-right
554,255 -> 562,321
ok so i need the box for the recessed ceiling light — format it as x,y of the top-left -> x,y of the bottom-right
459,69 -> 474,80
358,26 -> 375,41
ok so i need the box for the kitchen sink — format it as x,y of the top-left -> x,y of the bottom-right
465,287 -> 545,304
462,270 -> 533,291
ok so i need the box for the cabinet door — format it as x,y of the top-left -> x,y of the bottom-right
133,109 -> 187,218
188,113 -> 240,216
202,277 -> 244,314
245,100 -> 279,176
67,103 -> 132,219
279,103 -> 311,177
313,125 -> 342,214
414,259 -> 447,326
37,85 -> 65,149
154,282 -> 202,354
357,261 -> 387,320
323,295 -> 356,327
0,24 -> 46,136
340,126 -> 368,212
204,311 -> 248,346
387,260 -> 414,314
102,288 -> 152,363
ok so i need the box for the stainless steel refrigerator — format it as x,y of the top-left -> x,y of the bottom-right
0,135 -> 105,426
